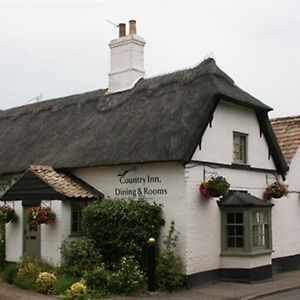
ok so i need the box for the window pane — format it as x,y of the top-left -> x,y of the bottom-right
228,237 -> 235,248
72,222 -> 79,233
236,213 -> 243,224
71,201 -> 87,234
253,225 -> 258,235
227,213 -> 235,223
253,235 -> 258,246
236,225 -> 243,235
227,225 -> 235,236
236,237 -> 244,248
252,212 -> 269,248
226,212 -> 244,249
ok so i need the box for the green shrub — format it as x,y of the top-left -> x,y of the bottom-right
0,222 -> 5,270
14,274 -> 36,290
156,253 -> 185,291
156,221 -> 185,291
11,256 -> 41,290
54,273 -> 79,295
17,255 -> 41,278
83,198 -> 164,267
109,256 -> 146,295
35,272 -> 57,294
0,263 -> 17,283
61,239 -> 103,277
83,266 -> 110,291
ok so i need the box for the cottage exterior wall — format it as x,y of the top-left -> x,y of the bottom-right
185,101 -> 277,275
74,162 -> 187,269
184,164 -> 274,274
5,201 -> 23,262
272,147 -> 300,260
40,200 -> 71,265
5,200 -> 72,264
221,255 -> 271,269
192,101 -> 276,170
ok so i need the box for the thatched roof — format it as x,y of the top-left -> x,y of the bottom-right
0,58 -> 288,176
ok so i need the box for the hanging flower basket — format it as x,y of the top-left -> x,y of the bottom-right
200,176 -> 230,199
0,205 -> 18,223
27,205 -> 56,226
263,182 -> 288,200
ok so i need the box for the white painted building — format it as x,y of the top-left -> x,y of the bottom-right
0,20 -> 294,285
271,116 -> 300,272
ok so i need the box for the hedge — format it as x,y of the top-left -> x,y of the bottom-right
82,198 -> 164,268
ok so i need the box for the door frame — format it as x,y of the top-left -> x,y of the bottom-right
22,200 -> 41,259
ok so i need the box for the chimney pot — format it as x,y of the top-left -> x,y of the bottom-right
129,20 -> 136,35
119,23 -> 126,38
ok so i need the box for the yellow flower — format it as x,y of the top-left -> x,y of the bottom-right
66,281 -> 87,299
36,272 -> 57,294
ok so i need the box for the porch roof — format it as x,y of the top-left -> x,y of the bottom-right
1,165 -> 103,201
218,191 -> 273,207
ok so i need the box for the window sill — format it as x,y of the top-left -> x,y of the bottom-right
231,163 -> 251,168
68,233 -> 84,238
221,249 -> 272,257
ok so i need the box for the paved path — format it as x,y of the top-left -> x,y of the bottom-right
260,289 -> 300,300
0,282 -> 56,300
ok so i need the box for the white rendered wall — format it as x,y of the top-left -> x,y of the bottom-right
74,162 -> 187,270
40,200 -> 72,266
184,163 -> 274,275
221,255 -> 271,269
192,100 -> 276,170
5,201 -> 23,262
272,147 -> 300,260
185,101 -> 276,274
5,200 -> 72,265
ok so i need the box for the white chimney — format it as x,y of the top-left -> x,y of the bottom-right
108,20 -> 146,94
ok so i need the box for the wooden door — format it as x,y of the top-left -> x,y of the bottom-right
23,206 -> 41,259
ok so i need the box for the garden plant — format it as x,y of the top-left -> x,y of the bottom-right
0,198 -> 186,298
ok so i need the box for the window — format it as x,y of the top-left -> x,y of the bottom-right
252,211 -> 269,248
71,201 -> 88,235
221,208 -> 272,255
219,192 -> 273,256
233,132 -> 247,164
226,213 -> 244,249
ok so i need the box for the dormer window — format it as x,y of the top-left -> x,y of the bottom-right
233,132 -> 247,164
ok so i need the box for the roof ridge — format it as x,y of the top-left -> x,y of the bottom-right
271,115 -> 300,122
28,165 -> 94,198
0,89 -> 105,121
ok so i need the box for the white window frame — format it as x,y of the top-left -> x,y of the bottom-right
233,131 -> 248,164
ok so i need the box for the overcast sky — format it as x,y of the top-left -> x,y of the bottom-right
0,0 -> 299,117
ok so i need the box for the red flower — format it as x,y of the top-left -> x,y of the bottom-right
263,182 -> 288,200
27,205 -> 56,225
199,183 -> 212,199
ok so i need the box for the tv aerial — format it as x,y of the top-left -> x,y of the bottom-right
105,19 -> 119,28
